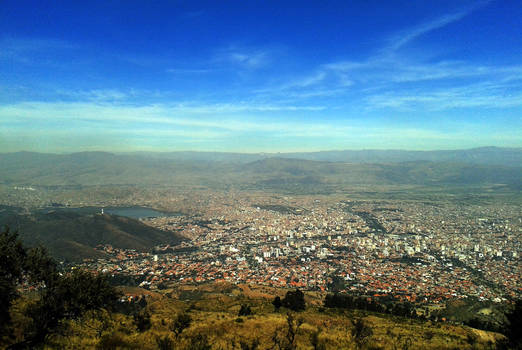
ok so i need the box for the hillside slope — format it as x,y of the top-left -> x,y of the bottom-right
0,209 -> 186,261
34,282 -> 508,350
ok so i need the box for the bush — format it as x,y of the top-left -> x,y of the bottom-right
171,312 -> 191,336
239,338 -> 260,350
1,227 -> 121,348
282,289 -> 305,312
96,332 -> 134,350
273,296 -> 282,310
156,335 -> 175,350
351,318 -> 373,347
186,334 -> 211,350
133,309 -> 151,332
238,304 -> 252,316
505,299 -> 522,349
0,227 -> 26,335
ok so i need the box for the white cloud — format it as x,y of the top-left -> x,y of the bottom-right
165,68 -> 211,74
55,89 -> 129,101
215,46 -> 272,69
366,83 -> 522,111
252,1 -> 510,110
0,37 -> 77,63
385,1 -> 491,52
0,101 -> 327,133
2,99 -> 520,152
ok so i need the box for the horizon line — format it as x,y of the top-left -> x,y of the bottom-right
2,145 -> 520,156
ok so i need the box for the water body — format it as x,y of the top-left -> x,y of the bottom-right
40,206 -> 180,219
103,207 -> 174,219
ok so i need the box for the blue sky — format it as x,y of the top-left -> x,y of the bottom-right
1,0 -> 521,153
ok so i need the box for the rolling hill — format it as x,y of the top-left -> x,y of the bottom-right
0,207 -> 186,261
0,149 -> 520,191
126,147 -> 522,166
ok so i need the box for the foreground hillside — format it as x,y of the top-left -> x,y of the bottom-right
35,283 -> 507,350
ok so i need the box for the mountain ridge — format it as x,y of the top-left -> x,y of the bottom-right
3,146 -> 521,166
0,148 -> 520,189
0,207 -> 186,261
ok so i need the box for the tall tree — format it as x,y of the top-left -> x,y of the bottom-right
0,227 -> 26,334
0,227 -> 120,348
282,289 -> 306,312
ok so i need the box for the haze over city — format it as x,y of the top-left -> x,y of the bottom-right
1,0 -> 521,153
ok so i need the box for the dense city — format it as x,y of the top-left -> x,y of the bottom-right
49,189 -> 520,306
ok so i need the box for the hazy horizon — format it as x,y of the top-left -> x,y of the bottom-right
2,145 -> 521,156
1,1 -> 521,153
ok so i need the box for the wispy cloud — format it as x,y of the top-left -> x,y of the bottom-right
384,1 -> 491,52
385,12 -> 468,52
251,1 -> 520,113
366,82 -> 522,111
323,58 -> 522,87
288,71 -> 328,88
0,37 -> 77,63
166,68 -> 212,74
0,101 -> 327,132
4,101 -> 517,152
215,46 -> 272,69
55,89 -> 129,101
257,55 -> 522,110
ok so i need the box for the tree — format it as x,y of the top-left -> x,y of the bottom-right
282,289 -> 305,312
238,304 -> 252,316
284,313 -> 298,350
271,313 -> 302,350
0,227 -> 121,348
0,227 -> 26,335
273,296 -> 282,310
505,299 -> 522,349
327,275 -> 346,292
23,268 -> 121,345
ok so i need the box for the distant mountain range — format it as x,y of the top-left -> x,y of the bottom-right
0,147 -> 520,189
0,205 -> 186,261
0,148 -> 520,259
126,146 -> 522,165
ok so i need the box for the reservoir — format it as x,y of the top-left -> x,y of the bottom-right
103,207 -> 174,219
40,206 -> 179,219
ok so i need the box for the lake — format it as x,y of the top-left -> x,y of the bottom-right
40,206 -> 179,219
103,207 -> 174,219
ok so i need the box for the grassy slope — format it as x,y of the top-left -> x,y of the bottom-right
42,283 -> 505,349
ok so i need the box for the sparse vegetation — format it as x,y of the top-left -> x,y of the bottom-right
1,276 -> 509,349
172,312 -> 192,337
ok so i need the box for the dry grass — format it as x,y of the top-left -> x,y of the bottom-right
34,282 -> 506,349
